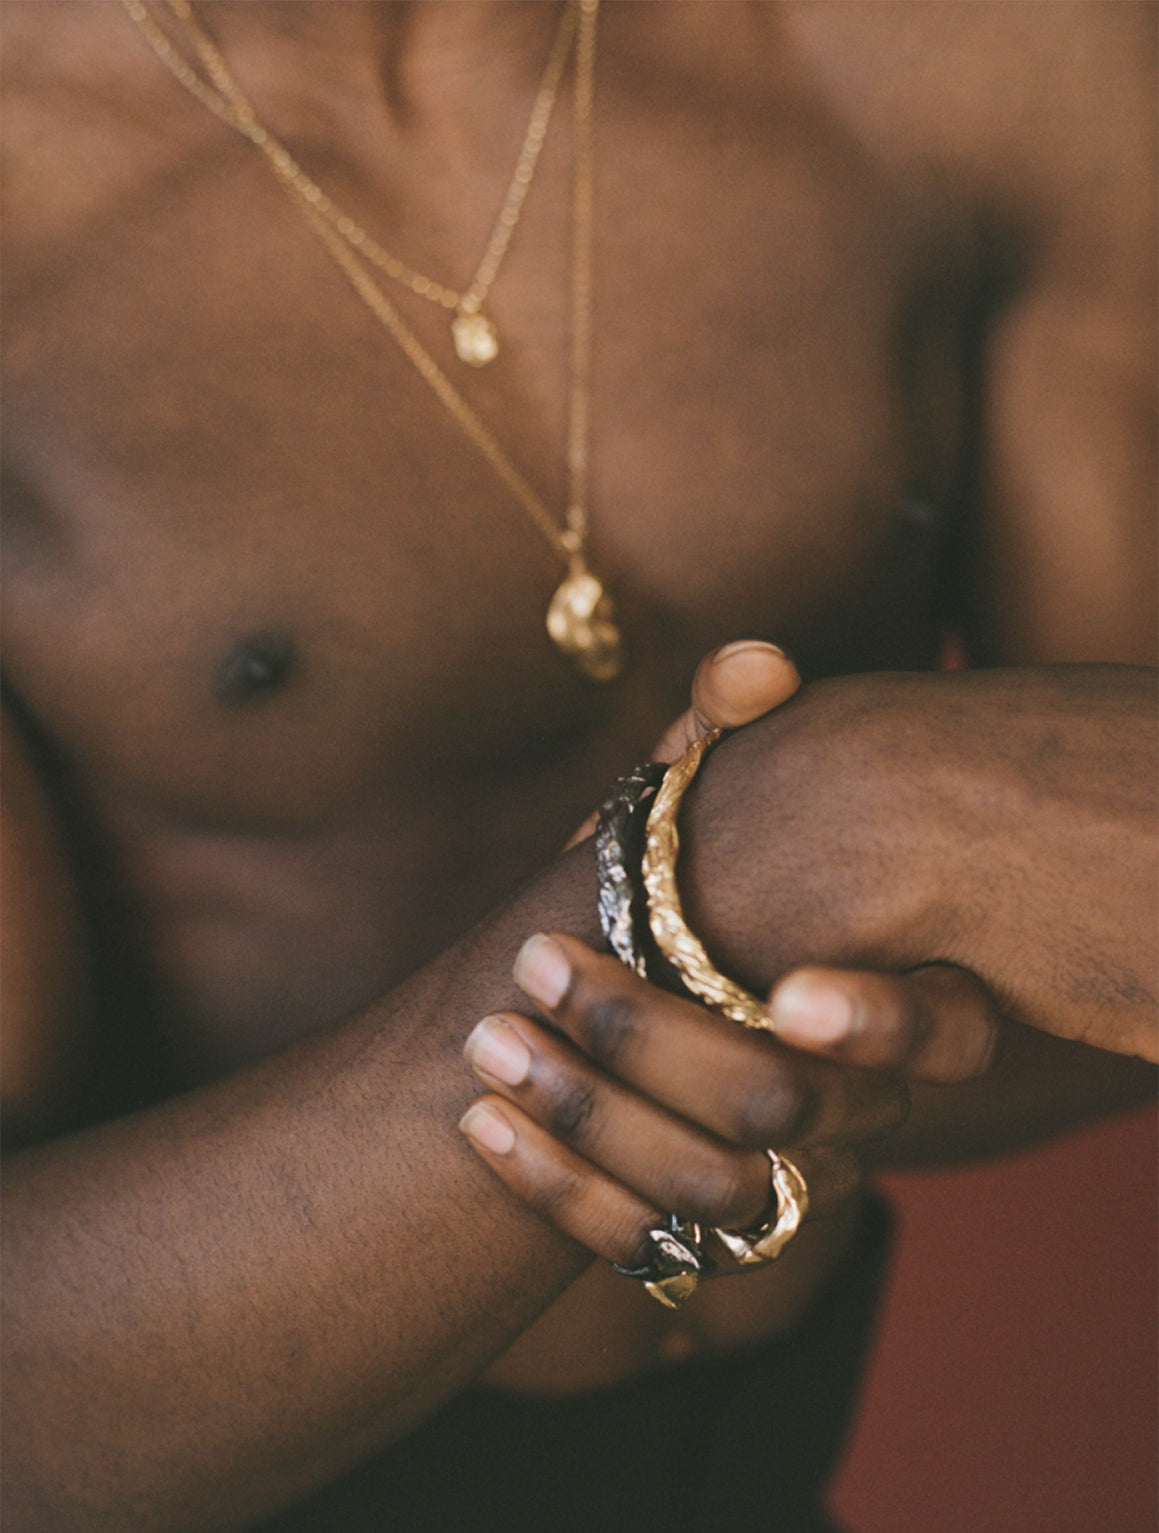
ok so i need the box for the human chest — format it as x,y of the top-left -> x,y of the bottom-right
1,5 -> 993,1074
2,34 -> 974,823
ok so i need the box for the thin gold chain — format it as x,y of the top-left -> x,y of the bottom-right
123,0 -> 579,342
121,0 -> 620,680
292,193 -> 574,561
567,0 -> 596,541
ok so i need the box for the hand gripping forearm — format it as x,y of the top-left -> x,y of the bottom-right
1,642 -> 803,1532
679,663 -> 1158,1062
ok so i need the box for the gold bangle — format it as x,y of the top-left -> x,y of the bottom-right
641,730 -> 775,1032
714,1151 -> 810,1266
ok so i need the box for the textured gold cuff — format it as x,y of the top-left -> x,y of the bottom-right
641,729 -> 775,1032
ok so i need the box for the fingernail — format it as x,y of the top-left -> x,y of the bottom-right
513,934 -> 570,1009
464,1016 -> 532,1086
459,1101 -> 516,1156
771,973 -> 854,1043
711,639 -> 786,665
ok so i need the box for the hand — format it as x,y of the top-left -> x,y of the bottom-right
457,642 -> 997,1283
619,641 -> 1005,1086
459,933 -> 996,1281
676,665 -> 1157,1063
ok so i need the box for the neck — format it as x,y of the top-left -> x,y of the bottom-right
198,2 -> 567,112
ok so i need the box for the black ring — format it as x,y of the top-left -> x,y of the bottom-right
610,1213 -> 715,1284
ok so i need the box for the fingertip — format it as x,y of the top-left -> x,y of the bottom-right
459,1099 -> 517,1156
692,640 -> 800,729
769,970 -> 856,1049
708,638 -> 790,666
513,933 -> 572,1010
464,1015 -> 533,1087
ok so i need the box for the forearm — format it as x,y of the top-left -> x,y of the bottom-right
0,641 -> 808,1531
2,846 -> 600,1533
870,1022 -> 1156,1167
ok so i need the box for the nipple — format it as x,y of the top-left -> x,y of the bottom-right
214,631 -> 297,704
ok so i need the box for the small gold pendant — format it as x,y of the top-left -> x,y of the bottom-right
451,311 -> 500,366
546,566 -> 624,683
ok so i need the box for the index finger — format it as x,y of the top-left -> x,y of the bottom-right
770,962 -> 1000,1083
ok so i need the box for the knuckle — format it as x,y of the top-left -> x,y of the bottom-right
968,1007 -> 1001,1075
543,1075 -> 599,1143
525,1159 -> 585,1225
912,963 -> 1001,1080
947,1008 -> 1000,1081
729,1065 -> 819,1148
959,977 -> 1001,1075
575,990 -> 639,1066
887,988 -> 933,1061
616,1213 -> 671,1273
810,1069 -> 908,1145
675,1154 -> 754,1227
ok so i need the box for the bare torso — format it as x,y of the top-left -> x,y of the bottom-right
1,0 -> 1145,1395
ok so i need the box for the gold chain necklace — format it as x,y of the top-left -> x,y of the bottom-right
123,0 -> 622,683
124,0 -> 579,367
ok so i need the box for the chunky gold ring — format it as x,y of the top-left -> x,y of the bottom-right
714,1151 -> 810,1266
642,730 -> 775,1032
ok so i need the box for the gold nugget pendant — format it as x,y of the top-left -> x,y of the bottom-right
546,565 -> 624,683
451,311 -> 500,366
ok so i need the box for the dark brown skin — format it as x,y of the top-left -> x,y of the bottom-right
1,3 -> 1155,1528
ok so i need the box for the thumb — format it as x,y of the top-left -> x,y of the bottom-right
650,639 -> 800,764
564,640 -> 799,850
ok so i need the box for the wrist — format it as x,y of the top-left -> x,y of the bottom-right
676,674 -> 942,987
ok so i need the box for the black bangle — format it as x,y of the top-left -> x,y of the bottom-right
594,761 -> 667,974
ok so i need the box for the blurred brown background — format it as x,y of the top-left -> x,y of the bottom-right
833,1105 -> 1157,1533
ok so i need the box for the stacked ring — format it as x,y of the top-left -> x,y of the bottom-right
611,1214 -> 714,1309
715,1150 -> 810,1266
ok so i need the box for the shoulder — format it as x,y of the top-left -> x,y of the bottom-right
782,2 -> 1154,230
1,1 -> 212,287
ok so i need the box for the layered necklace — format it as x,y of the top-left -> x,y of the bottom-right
123,0 -> 622,682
